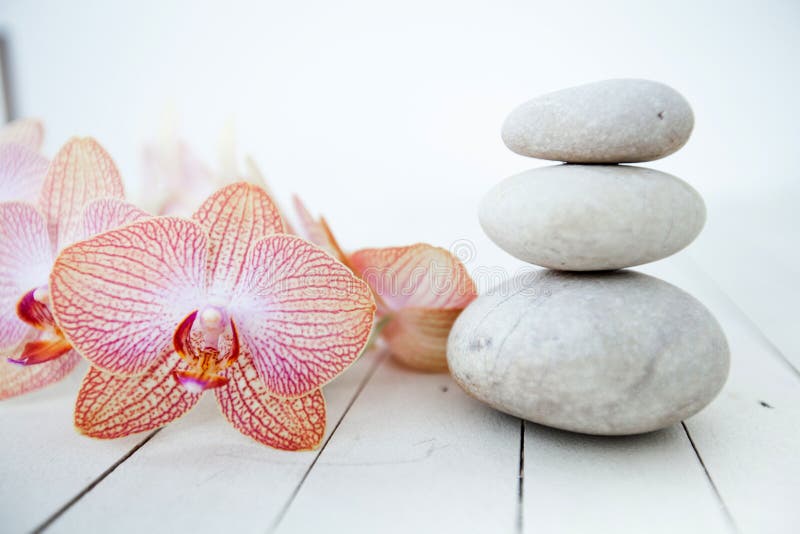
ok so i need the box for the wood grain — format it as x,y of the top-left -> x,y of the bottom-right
46,350 -> 384,533
2,244 -> 798,534
275,355 -> 521,534
0,362 -> 150,533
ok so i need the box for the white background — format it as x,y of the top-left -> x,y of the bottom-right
1,3 -> 799,533
0,0 -> 798,344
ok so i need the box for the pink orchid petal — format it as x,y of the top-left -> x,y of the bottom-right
291,196 -> 346,262
231,234 -> 375,398
50,217 -> 207,375
349,244 -> 477,312
75,353 -> 201,438
0,118 -> 44,151
39,137 -> 125,251
0,202 -> 52,352
216,350 -> 326,450
192,182 -> 284,296
82,198 -> 150,238
0,143 -> 50,204
382,307 -> 465,372
0,348 -> 80,400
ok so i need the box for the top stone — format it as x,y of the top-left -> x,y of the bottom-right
501,79 -> 694,164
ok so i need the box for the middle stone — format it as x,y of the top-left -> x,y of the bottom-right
479,164 -> 706,271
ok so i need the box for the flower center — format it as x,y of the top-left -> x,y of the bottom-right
9,285 -> 73,366
172,305 -> 240,393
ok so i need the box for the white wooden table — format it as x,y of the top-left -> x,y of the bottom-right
2,249 -> 798,534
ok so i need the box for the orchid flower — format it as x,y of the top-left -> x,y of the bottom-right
348,246 -> 477,371
0,137 -> 146,399
292,197 -> 477,371
49,182 -> 375,450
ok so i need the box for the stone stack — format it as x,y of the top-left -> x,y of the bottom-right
447,79 -> 730,435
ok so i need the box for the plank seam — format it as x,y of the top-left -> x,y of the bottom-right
33,429 -> 161,533
681,422 -> 741,534
267,348 -> 389,534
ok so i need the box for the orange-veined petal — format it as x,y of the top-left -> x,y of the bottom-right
75,352 -> 201,438
0,118 -> 44,151
0,202 -> 52,352
82,198 -> 150,238
39,137 -> 125,251
0,348 -> 80,400
231,234 -> 375,397
349,244 -> 477,313
215,350 -> 326,450
0,143 -> 49,204
50,217 -> 207,375
382,307 -> 464,372
192,182 -> 284,296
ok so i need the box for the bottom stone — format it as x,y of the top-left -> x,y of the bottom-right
446,270 -> 729,435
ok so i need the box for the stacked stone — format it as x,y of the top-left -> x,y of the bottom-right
447,79 -> 730,436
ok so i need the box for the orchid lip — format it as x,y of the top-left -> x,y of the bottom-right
12,286 -> 73,366
172,308 -> 240,393
17,286 -> 56,330
8,336 -> 73,366
173,370 -> 229,393
33,286 -> 50,304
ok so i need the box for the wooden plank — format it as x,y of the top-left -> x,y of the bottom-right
644,256 -> 800,534
45,348 -> 384,533
7,252 -> 795,534
0,362 -> 151,533
522,423 -> 732,534
275,354 -> 521,534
